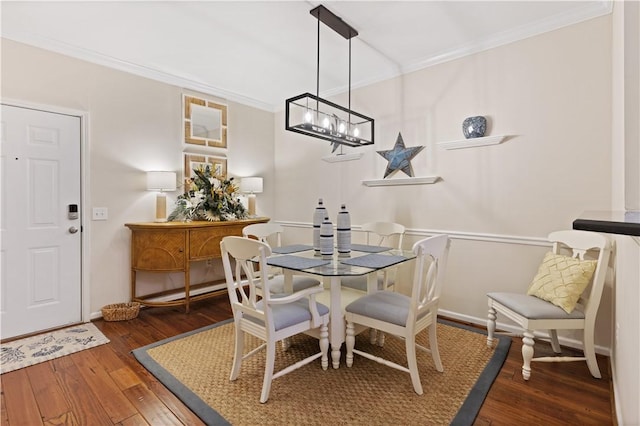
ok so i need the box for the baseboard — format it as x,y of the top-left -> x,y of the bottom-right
89,283 -> 227,321
610,354 -> 622,425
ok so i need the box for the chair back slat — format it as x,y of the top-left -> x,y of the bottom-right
409,235 -> 450,324
361,221 -> 405,249
243,223 -> 283,248
221,236 -> 274,312
548,230 -> 612,319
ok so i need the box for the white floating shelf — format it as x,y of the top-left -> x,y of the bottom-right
362,176 -> 441,187
321,152 -> 364,163
438,135 -> 507,150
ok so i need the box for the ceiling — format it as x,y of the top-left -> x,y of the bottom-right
1,1 -> 612,112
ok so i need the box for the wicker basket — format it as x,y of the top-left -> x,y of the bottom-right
101,302 -> 141,321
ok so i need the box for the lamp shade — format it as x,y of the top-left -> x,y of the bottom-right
147,171 -> 177,192
240,177 -> 263,194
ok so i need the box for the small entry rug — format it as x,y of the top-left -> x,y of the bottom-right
133,319 -> 510,426
1,322 -> 110,374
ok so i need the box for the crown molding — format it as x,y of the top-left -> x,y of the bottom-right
321,1 -> 613,99
3,1 -> 612,112
1,32 -> 277,112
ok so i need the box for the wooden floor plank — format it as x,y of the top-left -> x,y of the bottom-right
0,295 -> 614,425
1,369 -> 43,426
1,390 -> 10,426
69,349 -> 138,424
42,411 -> 79,426
475,336 -> 612,426
122,384 -> 188,426
25,362 -> 70,423
117,413 -> 150,426
51,355 -> 114,426
110,367 -> 144,392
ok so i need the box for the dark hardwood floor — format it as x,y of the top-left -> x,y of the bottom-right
1,294 -> 614,425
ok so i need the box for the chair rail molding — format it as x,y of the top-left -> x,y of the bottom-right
276,221 -> 550,247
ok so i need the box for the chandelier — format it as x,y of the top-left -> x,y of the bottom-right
285,5 -> 374,148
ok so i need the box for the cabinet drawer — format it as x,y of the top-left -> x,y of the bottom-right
132,230 -> 186,270
190,223 -> 245,260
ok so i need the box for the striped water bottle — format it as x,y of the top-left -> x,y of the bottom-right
313,198 -> 327,254
336,204 -> 351,256
320,216 -> 334,258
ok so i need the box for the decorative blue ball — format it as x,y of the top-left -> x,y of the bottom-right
462,116 -> 487,139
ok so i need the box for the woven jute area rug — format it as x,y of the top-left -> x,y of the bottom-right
133,319 -> 510,426
1,322 -> 110,374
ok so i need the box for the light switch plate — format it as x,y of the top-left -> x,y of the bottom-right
92,207 -> 108,221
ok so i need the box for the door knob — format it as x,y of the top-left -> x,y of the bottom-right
69,226 -> 79,234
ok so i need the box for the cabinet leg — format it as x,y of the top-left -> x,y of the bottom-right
185,270 -> 190,313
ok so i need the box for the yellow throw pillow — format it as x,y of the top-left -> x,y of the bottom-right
527,252 -> 597,314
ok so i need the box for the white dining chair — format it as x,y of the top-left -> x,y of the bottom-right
341,221 -> 406,292
344,234 -> 450,395
220,236 -> 330,403
487,230 -> 612,381
242,222 -> 321,294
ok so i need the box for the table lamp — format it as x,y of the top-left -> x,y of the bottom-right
147,171 -> 177,222
240,177 -> 263,217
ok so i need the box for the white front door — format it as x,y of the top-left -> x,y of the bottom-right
1,104 -> 82,339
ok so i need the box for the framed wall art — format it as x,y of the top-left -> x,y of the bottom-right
184,153 -> 227,181
183,94 -> 228,149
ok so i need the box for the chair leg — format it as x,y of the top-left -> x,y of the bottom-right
428,323 -> 444,372
583,326 -> 602,378
281,337 -> 291,351
549,329 -> 561,354
260,340 -> 276,403
487,306 -> 496,347
346,322 -> 355,367
320,323 -> 329,370
406,334 -> 423,395
377,331 -> 385,347
522,330 -> 535,381
230,325 -> 244,381
369,328 -> 377,344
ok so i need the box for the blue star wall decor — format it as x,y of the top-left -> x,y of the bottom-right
377,132 -> 425,178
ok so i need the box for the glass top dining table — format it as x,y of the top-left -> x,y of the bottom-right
266,244 -> 416,368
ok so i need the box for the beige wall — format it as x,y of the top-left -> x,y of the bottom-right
274,15 -> 614,348
0,38 -> 275,313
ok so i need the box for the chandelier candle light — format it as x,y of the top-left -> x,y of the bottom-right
146,171 -> 177,222
240,177 -> 263,217
285,5 -> 374,149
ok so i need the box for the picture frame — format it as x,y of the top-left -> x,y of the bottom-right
184,153 -> 227,183
183,94 -> 228,149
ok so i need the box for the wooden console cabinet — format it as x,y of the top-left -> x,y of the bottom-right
125,218 -> 269,312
